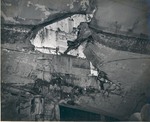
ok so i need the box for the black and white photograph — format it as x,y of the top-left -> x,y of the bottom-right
1,0 -> 150,121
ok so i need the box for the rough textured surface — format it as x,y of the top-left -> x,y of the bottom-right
91,32 -> 150,54
1,48 -> 98,121
83,41 -> 150,118
2,0 -> 149,35
1,0 -> 150,121
1,0 -> 94,25
2,49 -> 90,84
1,0 -> 94,48
2,42 -> 150,120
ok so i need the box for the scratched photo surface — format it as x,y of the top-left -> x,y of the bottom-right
1,0 -> 150,121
